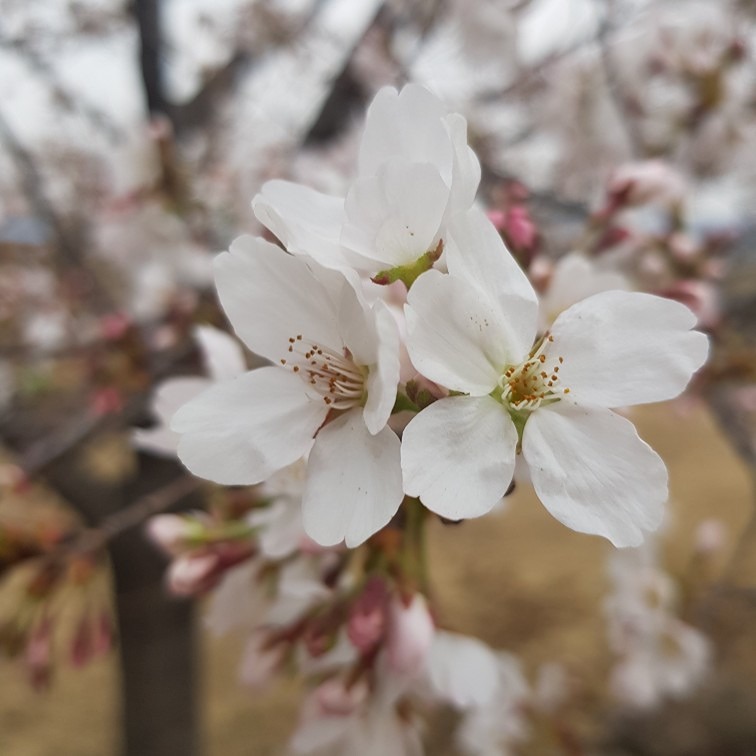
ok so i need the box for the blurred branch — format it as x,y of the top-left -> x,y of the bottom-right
0,33 -> 122,142
1,334 -> 197,480
597,0 -> 645,159
133,0 -> 169,117
54,475 -> 202,561
0,109 -> 115,314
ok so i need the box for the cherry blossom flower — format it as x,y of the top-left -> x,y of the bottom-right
253,83 -> 480,282
401,207 -> 709,546
172,235 -> 403,548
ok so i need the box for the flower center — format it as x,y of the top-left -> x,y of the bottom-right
280,334 -> 365,409
497,335 -> 570,411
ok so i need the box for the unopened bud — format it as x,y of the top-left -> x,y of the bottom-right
25,616 -> 53,690
71,615 -> 94,668
347,577 -> 389,654
605,160 -> 686,211
146,515 -> 197,555
386,593 -> 435,677
167,552 -> 219,596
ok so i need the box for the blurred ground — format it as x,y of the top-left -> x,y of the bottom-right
0,402 -> 751,755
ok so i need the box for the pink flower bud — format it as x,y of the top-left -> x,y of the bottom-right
347,577 -> 389,654
605,160 -> 686,210
146,515 -> 194,555
385,594 -> 435,677
90,387 -> 124,416
167,542 -> 254,596
99,313 -> 131,341
167,552 -> 219,596
660,280 -> 720,329
71,615 -> 94,668
502,206 -> 538,255
93,611 -> 114,657
25,617 -> 53,691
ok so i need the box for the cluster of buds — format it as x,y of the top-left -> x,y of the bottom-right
0,549 -> 113,690
487,181 -> 539,267
147,511 -> 257,596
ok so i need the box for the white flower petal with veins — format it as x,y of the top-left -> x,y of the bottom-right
173,367 -> 327,486
303,411 -> 403,548
523,403 -> 667,547
402,396 -> 517,520
546,290 -> 709,408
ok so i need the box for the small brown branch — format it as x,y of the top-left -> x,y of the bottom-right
0,33 -> 122,142
83,474 -> 202,552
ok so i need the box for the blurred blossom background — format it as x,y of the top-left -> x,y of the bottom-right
1,0 -> 756,754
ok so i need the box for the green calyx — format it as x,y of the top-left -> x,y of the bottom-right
371,240 -> 444,289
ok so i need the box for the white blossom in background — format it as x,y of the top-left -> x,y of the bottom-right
253,83 -> 481,279
401,206 -> 708,546
605,538 -> 712,708
133,325 -> 246,457
94,204 -> 214,321
172,236 -> 403,548
455,652 -> 531,756
537,251 -> 631,330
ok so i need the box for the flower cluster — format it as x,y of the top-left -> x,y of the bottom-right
169,83 -> 708,550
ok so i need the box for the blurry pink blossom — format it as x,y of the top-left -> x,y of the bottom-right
347,577 -> 389,654
603,160 -> 686,213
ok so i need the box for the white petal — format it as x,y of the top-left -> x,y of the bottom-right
133,377 -> 210,457
358,84 -> 452,183
427,631 -> 500,709
363,301 -> 401,435
194,325 -> 246,381
445,207 -> 538,359
172,367 -> 327,485
443,113 -> 481,216
251,180 -> 362,270
401,396 -> 517,520
303,410 -> 403,548
404,269 -> 507,395
342,159 -> 449,269
547,290 -> 709,407
523,403 -> 667,547
214,236 -> 342,363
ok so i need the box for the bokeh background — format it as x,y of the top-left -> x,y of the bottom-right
1,1 -> 756,754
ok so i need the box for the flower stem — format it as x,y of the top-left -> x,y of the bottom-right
401,497 -> 430,596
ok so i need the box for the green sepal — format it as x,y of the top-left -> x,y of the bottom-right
371,240 -> 444,289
